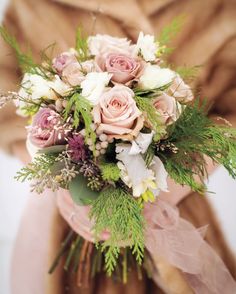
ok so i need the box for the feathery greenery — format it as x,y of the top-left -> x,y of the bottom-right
15,153 -> 57,182
75,28 -> 89,61
90,187 -> 145,275
157,101 -> 236,192
134,95 -> 166,141
175,65 -> 201,82
0,26 -> 53,78
157,15 -> 185,55
63,93 -> 96,146
0,26 -> 37,73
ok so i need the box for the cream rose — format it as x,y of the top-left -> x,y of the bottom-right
153,92 -> 179,125
169,74 -> 194,103
139,64 -> 175,90
88,34 -> 134,56
92,85 -> 144,140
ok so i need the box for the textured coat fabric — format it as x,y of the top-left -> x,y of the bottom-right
0,0 -> 236,293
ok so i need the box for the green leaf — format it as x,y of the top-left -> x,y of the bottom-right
38,145 -> 66,155
69,174 -> 99,205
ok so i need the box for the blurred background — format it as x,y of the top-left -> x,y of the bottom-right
0,0 -> 236,293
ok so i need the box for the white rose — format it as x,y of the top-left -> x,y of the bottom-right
139,64 -> 175,90
17,74 -> 71,116
88,34 -> 134,56
135,32 -> 158,62
49,75 -> 71,97
81,72 -> 112,105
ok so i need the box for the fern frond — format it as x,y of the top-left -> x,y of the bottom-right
134,95 -> 166,141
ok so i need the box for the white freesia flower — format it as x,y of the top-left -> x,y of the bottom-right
150,156 -> 169,195
17,73 -> 71,116
129,131 -> 154,155
139,64 -> 175,90
135,32 -> 158,62
81,72 -> 112,105
116,143 -> 156,197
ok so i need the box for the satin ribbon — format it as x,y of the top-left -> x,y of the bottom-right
57,190 -> 236,293
144,200 -> 236,294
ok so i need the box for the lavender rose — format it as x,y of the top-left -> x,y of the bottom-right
52,52 -> 77,74
97,53 -> 144,84
153,93 -> 179,125
92,85 -> 144,140
29,108 -> 67,148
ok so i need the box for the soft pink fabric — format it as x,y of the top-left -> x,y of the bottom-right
144,200 -> 236,294
57,189 -> 110,242
11,190 -> 58,294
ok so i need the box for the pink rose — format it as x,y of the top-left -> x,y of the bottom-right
52,52 -> 77,74
88,34 -> 134,56
62,62 -> 84,86
97,53 -> 144,84
29,108 -> 66,148
169,75 -> 194,103
92,85 -> 144,140
153,93 -> 178,125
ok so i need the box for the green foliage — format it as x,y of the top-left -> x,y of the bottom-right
63,93 -> 96,146
75,28 -> 89,62
0,26 -> 57,79
134,95 -> 166,141
175,65 -> 201,82
144,143 -> 156,167
158,15 -> 185,47
90,187 -> 145,275
69,174 -> 99,205
100,162 -> 120,182
15,153 -> 57,182
0,26 -> 37,73
157,101 -> 236,192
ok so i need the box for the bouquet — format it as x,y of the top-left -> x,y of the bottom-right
1,23 -> 236,293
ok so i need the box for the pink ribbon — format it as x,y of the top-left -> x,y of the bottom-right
144,200 -> 236,294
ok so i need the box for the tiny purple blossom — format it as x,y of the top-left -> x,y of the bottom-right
67,134 -> 87,162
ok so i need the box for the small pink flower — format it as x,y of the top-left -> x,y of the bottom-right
97,53 -> 144,84
52,52 -> 77,74
92,85 -> 144,140
153,93 -> 178,125
169,75 -> 194,103
29,108 -> 67,148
